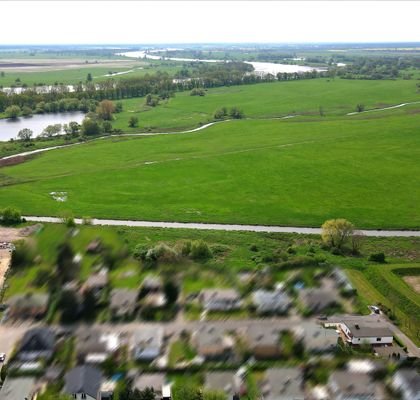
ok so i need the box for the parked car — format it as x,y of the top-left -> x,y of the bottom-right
0,353 -> 6,362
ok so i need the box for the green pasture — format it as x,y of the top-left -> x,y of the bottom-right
112,78 -> 420,131
0,110 -> 419,228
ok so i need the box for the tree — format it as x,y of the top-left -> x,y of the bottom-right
128,116 -> 139,128
214,107 -> 228,120
86,73 -> 93,82
58,290 -> 80,322
321,218 -> 355,249
21,106 -> 33,117
56,242 -> 76,283
351,230 -> 364,254
229,107 -> 244,119
81,117 -> 102,136
5,105 -> 21,119
163,280 -> 179,305
356,103 -> 365,112
96,99 -> 116,121
0,71 -> 4,78
102,120 -> 113,133
17,128 -> 33,141
1,207 -> 22,225
41,124 -> 62,138
68,121 -> 81,135
190,239 -> 212,260
115,102 -> 123,113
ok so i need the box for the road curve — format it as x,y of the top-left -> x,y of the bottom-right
24,216 -> 420,237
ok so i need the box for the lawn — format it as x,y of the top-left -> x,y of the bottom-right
0,111 -> 419,228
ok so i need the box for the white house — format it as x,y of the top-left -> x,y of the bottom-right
340,321 -> 393,345
392,369 -> 420,400
132,327 -> 164,361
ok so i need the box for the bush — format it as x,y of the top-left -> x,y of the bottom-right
128,116 -> 139,128
189,240 -> 212,260
214,107 -> 228,120
0,207 -> 22,225
190,88 -> 206,96
368,252 -> 386,263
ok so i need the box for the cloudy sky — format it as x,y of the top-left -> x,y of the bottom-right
1,1 -> 419,44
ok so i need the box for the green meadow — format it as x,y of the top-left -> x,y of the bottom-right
0,106 -> 419,228
112,78 -> 420,131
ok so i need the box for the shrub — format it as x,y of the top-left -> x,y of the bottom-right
190,88 -> 206,96
249,244 -> 259,252
189,240 -> 212,260
128,116 -> 139,128
0,207 -> 22,225
368,252 -> 386,263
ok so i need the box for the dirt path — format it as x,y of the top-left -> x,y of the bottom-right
0,249 -> 11,289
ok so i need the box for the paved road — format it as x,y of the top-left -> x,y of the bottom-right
24,216 -> 420,237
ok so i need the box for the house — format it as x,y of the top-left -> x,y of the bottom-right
63,365 -> 103,400
340,321 -> 393,345
76,329 -> 120,363
192,325 -> 235,360
259,368 -> 305,400
200,289 -> 242,311
328,371 -> 386,400
242,325 -> 282,359
392,369 -> 420,400
133,373 -> 170,399
86,238 -> 102,254
293,323 -> 338,353
83,269 -> 109,300
251,289 -> 292,315
98,380 -> 117,400
0,377 -> 37,400
141,275 -> 166,308
7,293 -> 49,319
298,288 -> 338,314
205,372 -> 243,397
110,288 -> 138,319
132,327 -> 164,361
16,327 -> 55,362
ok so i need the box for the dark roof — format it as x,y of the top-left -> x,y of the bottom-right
19,327 -> 55,353
344,322 -> 393,338
64,365 -> 103,397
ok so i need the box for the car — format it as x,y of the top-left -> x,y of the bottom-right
0,353 -> 6,362
369,305 -> 381,314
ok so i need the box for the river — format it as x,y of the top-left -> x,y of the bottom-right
0,111 -> 85,141
116,49 -> 330,74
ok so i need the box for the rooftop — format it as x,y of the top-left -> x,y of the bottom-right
260,368 -> 304,400
344,321 -> 393,338
329,371 -> 383,398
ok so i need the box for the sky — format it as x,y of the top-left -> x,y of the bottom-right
1,1 -> 419,45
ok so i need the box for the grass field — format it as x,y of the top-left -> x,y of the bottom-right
0,106 -> 419,228
112,79 -> 420,131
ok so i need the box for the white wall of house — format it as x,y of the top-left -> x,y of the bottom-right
341,323 -> 393,345
71,393 -> 96,400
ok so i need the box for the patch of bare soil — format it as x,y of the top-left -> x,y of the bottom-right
0,249 -> 11,288
403,276 -> 420,294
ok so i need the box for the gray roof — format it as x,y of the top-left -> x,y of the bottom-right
299,288 -> 337,312
19,327 -> 55,353
329,371 -> 382,398
194,325 -> 230,348
205,372 -> 238,395
245,325 -> 281,348
394,369 -> 420,393
344,321 -> 393,338
7,293 -> 49,309
76,329 -> 108,355
296,323 -> 338,352
142,275 -> 162,290
64,365 -> 103,398
110,289 -> 138,313
0,377 -> 36,400
260,368 -> 304,400
133,373 -> 166,392
133,327 -> 163,350
252,289 -> 291,313
85,269 -> 108,288
201,289 -> 240,303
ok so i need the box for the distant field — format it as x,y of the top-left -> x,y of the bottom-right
112,79 -> 420,131
0,110 -> 419,228
0,60 -> 179,86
